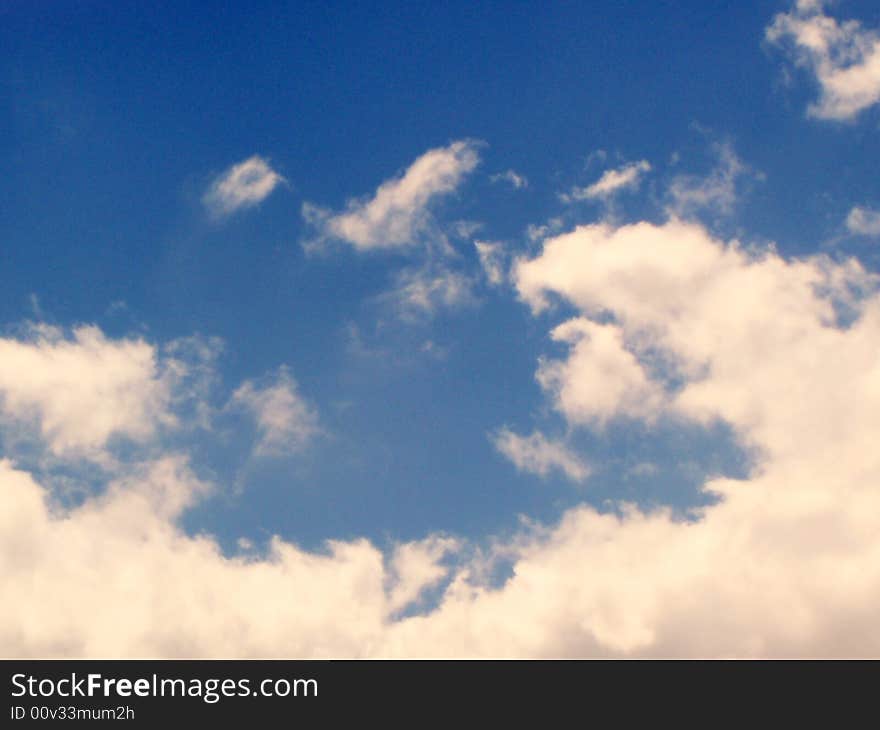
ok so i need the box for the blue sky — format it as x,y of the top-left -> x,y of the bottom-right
2,1 -> 880,656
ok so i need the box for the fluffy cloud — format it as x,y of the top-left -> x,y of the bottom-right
767,0 -> 880,120
847,206 -> 880,237
0,456 -> 461,656
203,156 -> 285,219
535,318 -> 666,426
561,160 -> 651,202
4,215 -> 880,657
393,218 -> 880,656
386,536 -> 460,614
492,428 -> 590,483
0,325 -> 174,457
515,218 -> 880,462
229,367 -> 319,457
302,141 -> 481,250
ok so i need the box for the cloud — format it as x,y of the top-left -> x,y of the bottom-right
0,455 -> 464,657
515,217 -> 879,460
767,0 -> 880,120
5,215 -> 880,656
846,206 -> 880,237
382,265 -> 478,320
394,218 -> 880,656
302,140 -> 481,250
490,170 -> 528,189
0,324 -> 174,457
561,160 -> 651,203
474,241 -> 506,286
535,318 -> 666,427
667,141 -> 748,218
492,428 -> 590,483
386,536 -> 460,614
526,217 -> 565,242
229,367 -> 319,457
202,156 -> 285,219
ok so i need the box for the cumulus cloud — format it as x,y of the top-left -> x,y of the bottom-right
490,170 -> 528,189
302,141 -> 481,250
386,536 -> 460,614
203,156 -> 285,219
0,455 -> 464,656
846,206 -> 880,236
230,367 -> 319,457
535,318 -> 666,426
0,325 -> 174,457
767,0 -> 880,120
395,218 -> 880,657
5,216 -> 880,656
492,428 -> 590,483
561,160 -> 651,203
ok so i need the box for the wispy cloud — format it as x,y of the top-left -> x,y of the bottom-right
667,141 -> 748,217
302,140 -> 481,250
526,217 -> 565,242
229,367 -> 318,457
490,169 -> 528,189
767,0 -> 880,120
492,428 -> 590,483
203,155 -> 285,219
382,264 -> 478,320
846,206 -> 880,237
474,241 -> 506,286
560,160 -> 651,203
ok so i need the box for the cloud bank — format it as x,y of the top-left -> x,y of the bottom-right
4,214 -> 880,656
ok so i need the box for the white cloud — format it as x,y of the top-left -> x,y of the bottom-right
535,318 -> 666,426
474,241 -> 506,286
846,206 -> 880,236
0,455 -> 458,657
389,218 -> 880,657
302,141 -> 481,250
449,220 -> 484,240
0,325 -> 174,457
5,218 -> 880,656
230,367 -> 318,457
515,217 -> 880,460
386,536 -> 460,614
382,265 -> 478,319
561,160 -> 651,202
767,1 -> 880,120
492,428 -> 590,483
490,169 -> 528,189
526,217 -> 565,242
667,142 -> 747,217
203,156 -> 285,219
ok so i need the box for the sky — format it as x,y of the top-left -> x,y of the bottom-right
1,0 -> 880,656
